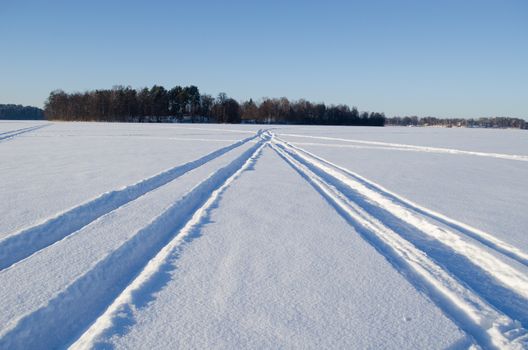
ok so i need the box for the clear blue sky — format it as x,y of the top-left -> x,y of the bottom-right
1,0 -> 527,118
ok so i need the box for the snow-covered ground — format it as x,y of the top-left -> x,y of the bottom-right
1,121 -> 527,349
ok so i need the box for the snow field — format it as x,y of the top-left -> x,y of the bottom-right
0,133 -> 263,348
0,122 -> 527,349
78,145 -> 469,350
270,134 -> 528,348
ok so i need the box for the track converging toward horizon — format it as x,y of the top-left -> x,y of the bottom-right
1,124 -> 527,349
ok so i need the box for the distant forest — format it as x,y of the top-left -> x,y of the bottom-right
387,116 -> 527,129
0,104 -> 44,120
43,85 -> 386,126
5,87 -> 524,128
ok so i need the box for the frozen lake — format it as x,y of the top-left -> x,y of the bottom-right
1,121 -> 527,349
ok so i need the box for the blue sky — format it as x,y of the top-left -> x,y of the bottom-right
1,0 -> 527,118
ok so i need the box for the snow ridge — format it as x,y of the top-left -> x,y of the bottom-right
270,133 -> 528,349
0,135 -> 269,350
0,131 -> 261,271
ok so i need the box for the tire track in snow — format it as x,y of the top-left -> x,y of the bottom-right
69,137 -> 268,350
0,136 -> 269,350
270,134 -> 528,349
0,126 -> 39,137
278,133 -> 528,162
0,124 -> 50,142
273,136 -> 528,324
280,138 -> 528,268
274,137 -> 528,309
278,139 -> 528,300
0,131 -> 262,271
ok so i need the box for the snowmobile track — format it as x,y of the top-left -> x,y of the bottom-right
277,133 -> 528,162
0,136 -> 269,350
270,133 -> 528,349
0,124 -> 49,142
2,126 -> 525,349
0,131 -> 262,271
279,137 -> 528,268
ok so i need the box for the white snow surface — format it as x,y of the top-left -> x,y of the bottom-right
1,121 -> 527,349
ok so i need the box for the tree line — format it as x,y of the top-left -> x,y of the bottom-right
0,104 -> 44,120
43,85 -> 386,126
387,116 -> 527,129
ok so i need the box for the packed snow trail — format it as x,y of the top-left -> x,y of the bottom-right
1,124 -> 526,349
70,138 -> 269,350
70,145 -> 469,350
0,126 -> 40,137
273,136 -> 528,306
0,135 -> 256,341
277,138 -> 528,268
273,136 -> 528,327
0,131 -> 261,271
278,133 -> 528,162
270,134 -> 528,349
0,137 -> 268,350
0,124 -> 49,142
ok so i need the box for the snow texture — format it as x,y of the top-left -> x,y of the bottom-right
0,121 -> 527,349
